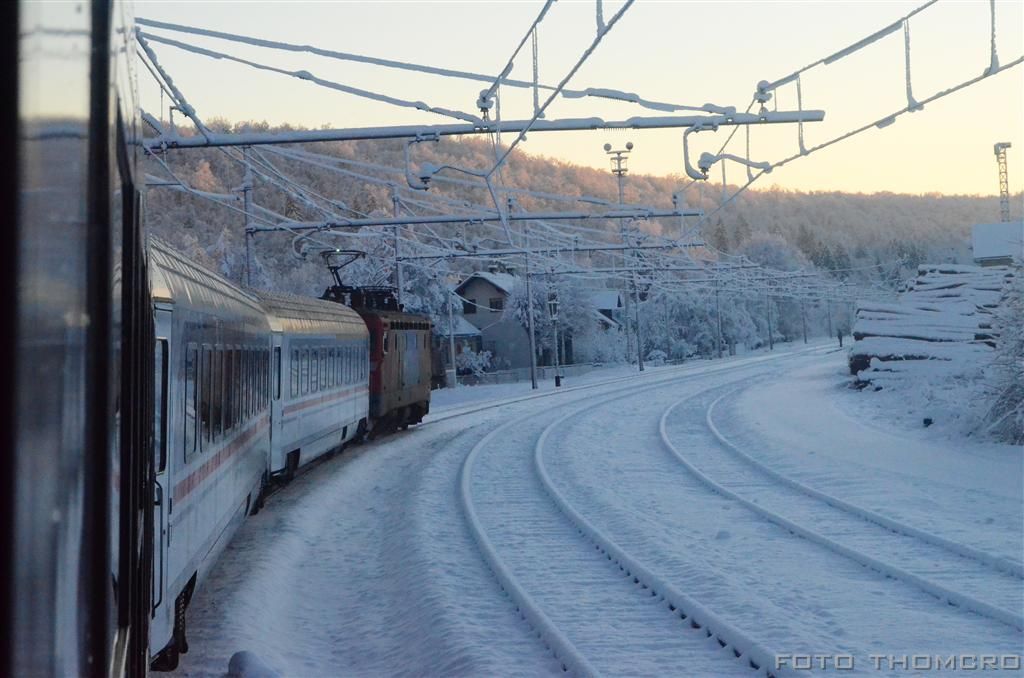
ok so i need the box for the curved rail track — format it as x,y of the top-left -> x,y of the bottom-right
658,393 -> 1024,631
459,371 -> 791,676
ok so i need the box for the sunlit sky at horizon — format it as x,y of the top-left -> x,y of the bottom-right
135,0 -> 1023,198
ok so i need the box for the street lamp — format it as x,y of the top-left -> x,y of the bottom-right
548,291 -> 562,388
604,141 -> 644,372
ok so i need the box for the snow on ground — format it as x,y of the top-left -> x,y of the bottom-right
171,342 -> 1021,677
728,353 -> 1023,565
543,363 -> 1022,674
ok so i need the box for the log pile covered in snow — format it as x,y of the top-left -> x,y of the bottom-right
848,264 -> 1013,388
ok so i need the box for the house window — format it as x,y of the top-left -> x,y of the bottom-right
489,297 -> 504,312
463,298 -> 476,314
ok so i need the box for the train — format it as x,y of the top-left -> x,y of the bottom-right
148,242 -> 433,670
3,2 -> 432,675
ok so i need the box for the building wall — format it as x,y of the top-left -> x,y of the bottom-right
458,278 -> 533,370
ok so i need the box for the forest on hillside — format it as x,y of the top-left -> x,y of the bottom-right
144,121 -> 1019,364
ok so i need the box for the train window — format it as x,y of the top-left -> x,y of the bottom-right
274,347 -> 282,400
225,349 -> 235,432
311,349 -> 319,393
155,339 -> 168,474
242,349 -> 250,420
252,349 -> 258,412
291,348 -> 299,397
213,347 -> 223,440
260,349 -> 266,409
301,348 -> 310,395
382,331 -> 389,355
327,349 -> 335,387
250,349 -> 256,414
320,349 -> 328,390
201,345 -> 212,448
223,348 -> 234,433
234,348 -> 242,426
185,344 -> 198,459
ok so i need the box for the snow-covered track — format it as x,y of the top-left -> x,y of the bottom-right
706,391 -> 1024,579
430,343 -> 833,428
459,417 -> 598,677
460,374 -> 784,677
660,397 -> 1024,632
532,386 -> 782,677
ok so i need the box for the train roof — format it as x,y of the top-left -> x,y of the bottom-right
149,238 -> 266,320
250,288 -> 368,337
356,307 -> 433,330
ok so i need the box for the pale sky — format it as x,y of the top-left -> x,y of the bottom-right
135,0 -> 1024,196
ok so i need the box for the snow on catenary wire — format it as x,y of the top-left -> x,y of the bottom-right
134,17 -> 730,115
138,31 -> 484,125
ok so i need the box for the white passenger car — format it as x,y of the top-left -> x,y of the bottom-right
253,289 -> 370,479
149,241 -> 272,668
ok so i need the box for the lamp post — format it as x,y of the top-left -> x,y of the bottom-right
548,291 -> 562,388
604,141 -> 643,371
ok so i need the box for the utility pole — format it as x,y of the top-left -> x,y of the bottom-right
548,291 -> 562,388
605,141 -> 643,371
446,288 -> 457,390
765,284 -> 774,351
512,196 -> 539,391
995,142 -> 1012,222
392,187 -> 403,308
525,264 -> 539,390
242,145 -> 253,286
714,279 -> 724,359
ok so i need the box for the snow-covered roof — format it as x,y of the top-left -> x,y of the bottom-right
438,315 -> 482,337
455,271 -> 519,296
971,221 -> 1023,262
590,290 -> 623,311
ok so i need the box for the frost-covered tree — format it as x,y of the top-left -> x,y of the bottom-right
455,346 -> 492,377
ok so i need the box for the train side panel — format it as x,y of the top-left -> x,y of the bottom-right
149,242 -> 271,669
255,290 -> 369,476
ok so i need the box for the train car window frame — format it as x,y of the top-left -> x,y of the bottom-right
185,343 -> 198,460
310,348 -> 319,394
224,348 -> 235,432
233,347 -> 242,427
301,348 -> 310,395
274,347 -> 282,400
249,348 -> 255,416
290,348 -> 299,398
213,346 -> 223,441
260,349 -> 267,409
245,348 -> 253,420
201,344 -> 213,449
155,339 -> 169,474
327,348 -> 335,388
319,348 -> 328,390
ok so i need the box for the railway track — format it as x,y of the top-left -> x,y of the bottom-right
459,372 -> 785,676
536,373 -> 1023,669
707,389 -> 1024,579
659,392 -> 1024,631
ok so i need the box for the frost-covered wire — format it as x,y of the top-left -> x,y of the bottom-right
139,31 -> 484,125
